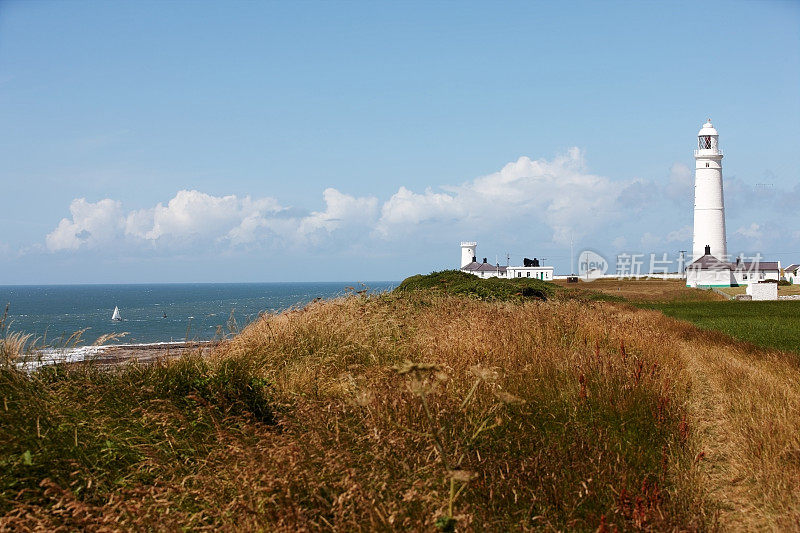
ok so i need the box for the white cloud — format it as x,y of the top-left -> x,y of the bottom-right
376,186 -> 462,234
298,188 -> 378,238
45,189 -> 376,253
42,150 -> 796,263
124,190 -> 283,244
46,198 -> 124,251
377,148 -> 620,244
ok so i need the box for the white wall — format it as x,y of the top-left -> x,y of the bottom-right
732,270 -> 780,285
692,161 -> 727,261
747,282 -> 778,301
507,267 -> 554,281
686,268 -> 733,287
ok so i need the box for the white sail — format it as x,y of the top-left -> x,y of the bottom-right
112,306 -> 121,321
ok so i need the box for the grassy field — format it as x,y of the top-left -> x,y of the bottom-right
642,300 -> 800,354
1,273 -> 799,530
551,277 -> 724,303
549,278 -> 800,355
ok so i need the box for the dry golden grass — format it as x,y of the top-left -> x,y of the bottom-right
552,278 -> 725,303
2,290 -> 799,530
0,331 -> 34,363
674,330 -> 800,530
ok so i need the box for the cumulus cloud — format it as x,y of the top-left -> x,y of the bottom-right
45,189 -> 376,253
124,190 -> 283,244
298,188 -> 379,238
42,149 -> 795,262
46,198 -> 124,251
40,149 -> 692,258
376,186 -> 462,234
377,148 -> 620,244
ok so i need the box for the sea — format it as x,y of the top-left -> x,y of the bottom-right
0,282 -> 397,352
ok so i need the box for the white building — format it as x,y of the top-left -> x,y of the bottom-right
783,264 -> 800,284
461,260 -> 508,278
460,242 -> 477,269
692,119 -> 727,262
460,242 -> 553,280
686,120 -> 735,288
508,262 -> 554,281
686,247 -> 734,288
731,258 -> 781,285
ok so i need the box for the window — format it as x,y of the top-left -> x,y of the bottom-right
517,272 -> 521,277
527,272 -> 530,277
706,163 -> 710,168
699,136 -> 712,149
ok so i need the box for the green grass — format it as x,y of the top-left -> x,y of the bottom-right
0,354 -> 275,517
396,270 -> 622,302
641,301 -> 800,354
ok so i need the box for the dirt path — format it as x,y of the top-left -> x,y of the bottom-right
678,337 -> 800,530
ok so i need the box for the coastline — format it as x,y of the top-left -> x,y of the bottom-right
18,340 -> 217,371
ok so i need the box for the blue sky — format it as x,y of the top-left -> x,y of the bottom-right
0,0 -> 798,283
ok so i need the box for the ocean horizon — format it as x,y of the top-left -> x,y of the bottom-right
0,282 -> 398,348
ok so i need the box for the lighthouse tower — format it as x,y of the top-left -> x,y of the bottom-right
460,241 -> 477,268
692,119 -> 727,261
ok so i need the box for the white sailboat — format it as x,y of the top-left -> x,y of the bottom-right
111,306 -> 122,321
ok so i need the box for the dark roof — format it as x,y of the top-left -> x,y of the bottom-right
783,264 -> 800,272
461,261 -> 507,273
731,261 -> 780,272
687,254 -> 731,271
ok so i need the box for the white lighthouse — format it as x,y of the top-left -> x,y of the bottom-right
692,119 -> 727,261
460,241 -> 477,268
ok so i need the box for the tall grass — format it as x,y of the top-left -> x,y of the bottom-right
0,291 -> 718,530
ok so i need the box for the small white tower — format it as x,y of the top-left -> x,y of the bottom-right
460,241 -> 477,268
692,119 -> 727,261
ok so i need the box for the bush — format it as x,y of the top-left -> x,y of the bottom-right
395,270 -> 559,301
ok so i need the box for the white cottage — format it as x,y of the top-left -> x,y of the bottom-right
783,264 -> 800,284
731,258 -> 781,285
461,259 -> 508,279
507,265 -> 554,281
686,247 -> 734,288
